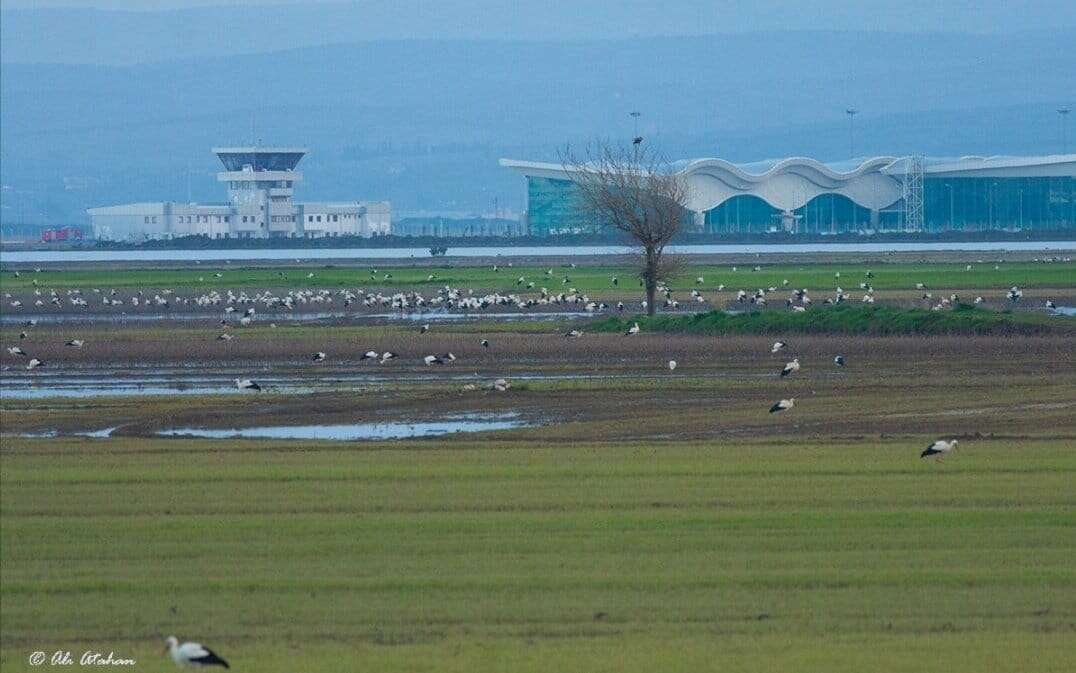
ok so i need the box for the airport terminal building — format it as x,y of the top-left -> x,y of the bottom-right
88,147 -> 390,241
500,154 -> 1076,236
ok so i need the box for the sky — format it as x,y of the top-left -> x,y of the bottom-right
1,0 -> 1074,35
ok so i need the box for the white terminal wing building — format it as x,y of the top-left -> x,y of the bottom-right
89,147 -> 390,241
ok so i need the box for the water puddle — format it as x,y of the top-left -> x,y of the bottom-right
155,413 -> 531,440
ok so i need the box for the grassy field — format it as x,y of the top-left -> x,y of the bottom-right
593,304 -> 1075,335
2,258 -> 1075,671
2,435 -> 1074,672
1,260 -> 1073,292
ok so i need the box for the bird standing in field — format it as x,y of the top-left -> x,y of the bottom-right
235,378 -> 261,391
424,354 -> 445,365
379,351 -> 398,363
771,341 -> 787,354
360,350 -> 379,360
769,398 -> 795,413
216,333 -> 233,341
312,352 -> 326,362
480,339 -> 490,348
625,322 -> 640,336
420,323 -> 430,334
564,329 -> 583,339
26,358 -> 44,370
780,358 -> 800,377
833,354 -> 845,367
921,439 -> 958,460
7,346 -> 26,356
65,339 -> 85,348
668,360 -> 677,371
164,636 -> 230,669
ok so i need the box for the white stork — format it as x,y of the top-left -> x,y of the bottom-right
379,351 -> 398,363
65,339 -> 85,348
164,636 -> 229,669
424,355 -> 444,365
668,360 -> 677,371
27,358 -> 44,370
921,439 -> 958,459
771,341 -> 787,354
235,378 -> 261,391
360,350 -> 379,360
564,329 -> 583,339
833,354 -> 845,367
312,352 -> 326,362
480,339 -> 490,348
625,322 -> 640,336
780,358 -> 800,377
7,346 -> 26,356
769,398 -> 795,413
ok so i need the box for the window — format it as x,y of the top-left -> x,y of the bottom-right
144,217 -> 150,224
316,215 -> 322,222
308,215 -> 314,222
332,215 -> 339,222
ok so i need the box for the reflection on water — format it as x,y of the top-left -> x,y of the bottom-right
3,241 -> 1074,263
155,414 -> 531,440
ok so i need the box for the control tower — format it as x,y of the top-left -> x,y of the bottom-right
213,146 -> 308,237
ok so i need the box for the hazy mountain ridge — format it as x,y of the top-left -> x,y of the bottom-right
1,30 -> 1073,223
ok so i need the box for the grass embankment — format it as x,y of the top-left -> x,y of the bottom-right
0,261 -> 1072,291
592,304 -> 1072,336
2,436 -> 1075,672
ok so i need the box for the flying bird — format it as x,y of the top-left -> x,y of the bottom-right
235,378 -> 261,391
769,398 -> 795,413
165,636 -> 230,669
921,439 -> 958,459
780,358 -> 800,377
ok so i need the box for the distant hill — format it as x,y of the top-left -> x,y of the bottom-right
1,30 -> 1073,225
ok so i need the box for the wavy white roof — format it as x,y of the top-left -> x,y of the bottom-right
500,154 -> 1075,212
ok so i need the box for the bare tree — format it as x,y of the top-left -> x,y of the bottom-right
561,140 -> 689,316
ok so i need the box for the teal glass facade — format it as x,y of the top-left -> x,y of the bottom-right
922,176 -> 1075,231
703,194 -> 874,233
526,177 -> 591,236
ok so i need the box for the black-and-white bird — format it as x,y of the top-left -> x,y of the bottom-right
26,358 -> 44,370
312,352 -> 326,362
921,439 -> 957,459
361,350 -> 379,360
769,398 -> 795,413
379,351 -> 398,363
564,329 -> 583,338
1045,299 -> 1056,310
235,378 -> 261,391
7,346 -> 26,356
771,341 -> 787,354
780,358 -> 800,377
65,339 -> 85,348
165,636 -> 230,669
420,324 -> 430,334
216,333 -> 233,341
441,352 -> 457,362
668,359 -> 677,371
424,354 -> 445,365
833,354 -> 845,367
480,339 -> 490,348
625,322 -> 640,336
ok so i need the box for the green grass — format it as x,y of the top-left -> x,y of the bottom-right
591,304 -> 1073,335
2,436 -> 1074,672
1,261 -> 1073,291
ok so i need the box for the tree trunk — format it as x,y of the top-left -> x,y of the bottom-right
644,247 -> 658,316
